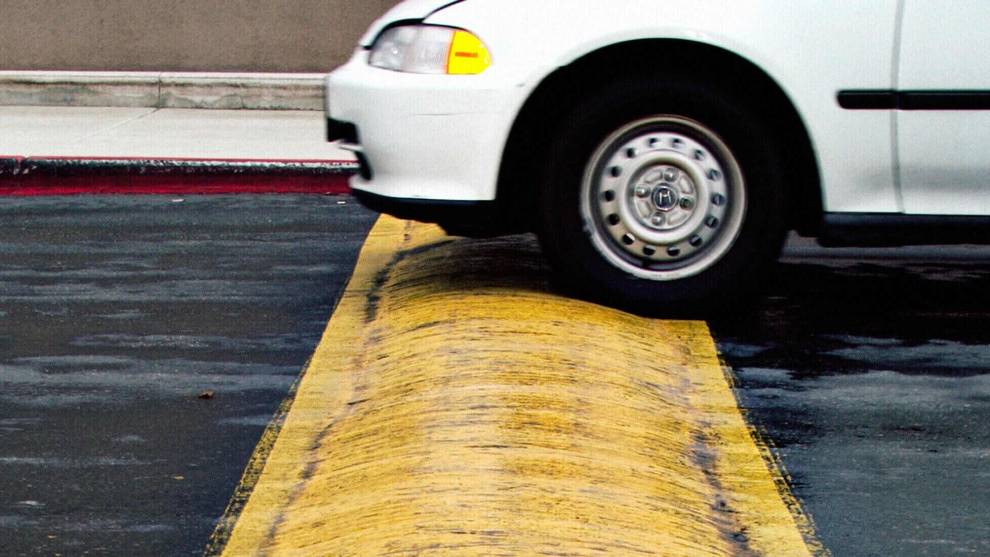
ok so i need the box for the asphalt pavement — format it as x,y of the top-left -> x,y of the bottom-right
0,195 -> 376,556
714,240 -> 990,556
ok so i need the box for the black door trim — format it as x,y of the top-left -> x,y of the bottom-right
838,90 -> 990,110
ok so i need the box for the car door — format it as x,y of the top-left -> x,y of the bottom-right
897,0 -> 990,216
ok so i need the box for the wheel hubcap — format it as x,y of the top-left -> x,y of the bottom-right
580,116 -> 746,281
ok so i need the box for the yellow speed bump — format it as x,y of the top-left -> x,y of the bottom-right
218,216 -> 822,556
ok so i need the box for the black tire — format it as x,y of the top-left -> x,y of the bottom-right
538,74 -> 787,315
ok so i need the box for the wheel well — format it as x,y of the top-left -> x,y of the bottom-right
496,39 -> 823,236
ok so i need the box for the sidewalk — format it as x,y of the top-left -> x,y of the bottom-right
0,106 -> 356,195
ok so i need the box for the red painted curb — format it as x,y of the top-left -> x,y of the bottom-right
0,173 -> 353,196
0,156 -> 356,196
3,155 -> 355,165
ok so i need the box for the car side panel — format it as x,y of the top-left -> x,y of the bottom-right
897,0 -> 990,216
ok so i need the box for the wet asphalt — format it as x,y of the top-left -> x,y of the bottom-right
1,196 -> 988,556
0,196 -> 376,556
714,240 -> 990,557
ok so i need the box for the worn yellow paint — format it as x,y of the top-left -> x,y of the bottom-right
221,216 -> 819,556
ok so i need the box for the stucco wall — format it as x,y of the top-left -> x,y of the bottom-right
0,0 -> 402,73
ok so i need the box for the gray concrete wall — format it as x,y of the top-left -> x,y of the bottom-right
0,0 -> 402,73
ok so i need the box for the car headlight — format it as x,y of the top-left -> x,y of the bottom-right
368,25 -> 491,75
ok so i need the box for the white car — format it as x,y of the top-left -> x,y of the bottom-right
327,0 -> 990,310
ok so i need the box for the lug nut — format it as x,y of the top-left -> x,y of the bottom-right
651,214 -> 665,226
635,186 -> 651,198
664,169 -> 679,182
679,197 -> 695,210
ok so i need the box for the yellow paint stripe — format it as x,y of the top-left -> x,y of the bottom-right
220,216 -> 820,556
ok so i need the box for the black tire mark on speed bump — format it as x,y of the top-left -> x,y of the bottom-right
365,225 -> 456,323
692,429 -> 757,556
249,228 -> 450,551
237,231 -> 462,549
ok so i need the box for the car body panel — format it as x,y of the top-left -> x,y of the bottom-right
327,50 -> 522,201
897,0 -> 990,215
331,0 -> 987,220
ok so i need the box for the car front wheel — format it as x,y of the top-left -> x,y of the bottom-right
538,75 -> 787,313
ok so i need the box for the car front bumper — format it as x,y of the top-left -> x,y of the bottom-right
326,50 -> 517,205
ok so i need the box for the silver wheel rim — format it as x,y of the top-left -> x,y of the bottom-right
580,115 -> 747,282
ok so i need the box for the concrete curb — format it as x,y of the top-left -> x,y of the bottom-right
0,71 -> 326,111
0,155 -> 357,195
